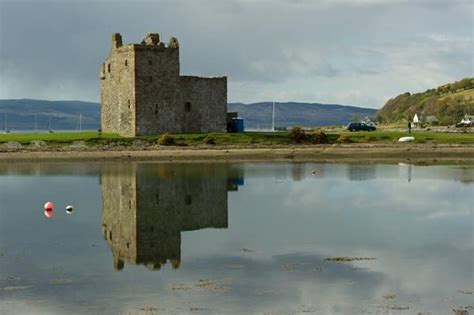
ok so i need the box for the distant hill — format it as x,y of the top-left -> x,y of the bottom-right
0,99 -> 376,131
228,102 -> 376,129
0,99 -> 100,131
377,78 -> 474,125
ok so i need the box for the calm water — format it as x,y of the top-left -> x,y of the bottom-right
0,162 -> 472,315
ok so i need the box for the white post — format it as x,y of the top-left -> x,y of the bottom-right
34,114 -> 37,133
79,113 -> 82,132
272,101 -> 275,132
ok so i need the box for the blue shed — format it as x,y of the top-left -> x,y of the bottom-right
233,118 -> 244,133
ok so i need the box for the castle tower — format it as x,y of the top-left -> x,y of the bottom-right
100,33 -> 227,137
100,163 -> 240,271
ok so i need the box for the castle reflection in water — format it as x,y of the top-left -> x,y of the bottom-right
100,163 -> 244,271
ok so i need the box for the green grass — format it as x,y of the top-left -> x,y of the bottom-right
0,130 -> 473,146
171,132 -> 292,145
337,131 -> 474,144
439,88 -> 474,101
0,131 -> 124,145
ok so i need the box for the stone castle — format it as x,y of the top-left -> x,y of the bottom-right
100,33 -> 227,137
101,163 -> 244,270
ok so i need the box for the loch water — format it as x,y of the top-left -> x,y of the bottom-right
0,162 -> 473,315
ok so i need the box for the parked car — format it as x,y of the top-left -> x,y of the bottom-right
346,122 -> 376,131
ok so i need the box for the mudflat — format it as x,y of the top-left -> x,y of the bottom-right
0,143 -> 473,163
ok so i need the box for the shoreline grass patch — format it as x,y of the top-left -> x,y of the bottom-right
0,130 -> 473,147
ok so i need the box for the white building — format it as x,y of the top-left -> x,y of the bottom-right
460,114 -> 474,125
413,113 -> 419,124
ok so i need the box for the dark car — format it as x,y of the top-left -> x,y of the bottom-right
346,122 -> 376,131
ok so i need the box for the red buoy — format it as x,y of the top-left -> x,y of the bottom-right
44,201 -> 54,211
44,201 -> 55,218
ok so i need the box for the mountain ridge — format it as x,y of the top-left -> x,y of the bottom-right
0,99 -> 376,131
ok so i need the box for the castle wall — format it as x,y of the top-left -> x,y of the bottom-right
177,164 -> 229,231
135,165 -> 182,269
179,76 -> 227,133
134,46 -> 181,135
100,46 -> 135,137
101,163 -> 137,270
100,33 -> 227,137
100,163 -> 230,270
135,164 -> 228,266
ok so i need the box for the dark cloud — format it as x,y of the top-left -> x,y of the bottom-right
0,0 -> 471,106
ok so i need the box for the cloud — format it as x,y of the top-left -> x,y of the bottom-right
0,0 -> 472,107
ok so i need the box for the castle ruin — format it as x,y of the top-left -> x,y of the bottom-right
101,163 -> 244,270
100,33 -> 227,137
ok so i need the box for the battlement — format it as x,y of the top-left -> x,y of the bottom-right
111,32 -> 179,51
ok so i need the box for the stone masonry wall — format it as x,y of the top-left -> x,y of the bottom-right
101,33 -> 227,136
179,76 -> 227,133
134,45 -> 181,135
100,44 -> 135,137
135,163 -> 228,268
100,163 -> 230,270
101,163 -> 137,270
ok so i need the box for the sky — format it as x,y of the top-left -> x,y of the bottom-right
0,0 -> 472,108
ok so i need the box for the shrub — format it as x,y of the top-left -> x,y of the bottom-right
367,136 -> 377,142
312,129 -> 328,144
157,133 -> 175,145
289,126 -> 308,143
336,134 -> 352,143
203,136 -> 216,145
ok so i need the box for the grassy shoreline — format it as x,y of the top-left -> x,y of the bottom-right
0,130 -> 473,164
1,130 -> 473,146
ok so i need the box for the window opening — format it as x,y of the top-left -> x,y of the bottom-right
185,194 -> 192,205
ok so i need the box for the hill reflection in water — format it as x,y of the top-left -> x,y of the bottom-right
100,163 -> 244,271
